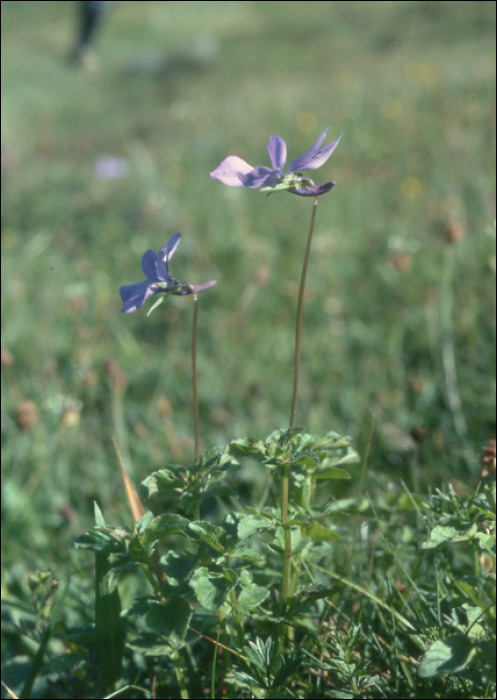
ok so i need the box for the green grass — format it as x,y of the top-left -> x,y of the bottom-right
1,1 -> 496,698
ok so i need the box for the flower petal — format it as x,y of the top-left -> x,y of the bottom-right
289,180 -> 336,197
267,136 -> 287,170
161,233 -> 182,263
288,126 -> 331,171
210,156 -> 254,186
173,279 -> 218,295
119,280 -> 157,313
239,166 -> 281,188
290,129 -> 342,172
141,249 -> 159,279
191,280 -> 218,294
158,233 -> 182,277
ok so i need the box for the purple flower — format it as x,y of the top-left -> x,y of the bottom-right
210,127 -> 342,197
94,155 -> 128,180
119,233 -> 217,314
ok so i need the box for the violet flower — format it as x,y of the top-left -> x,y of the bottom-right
94,154 -> 128,181
119,233 -> 217,314
210,126 -> 342,197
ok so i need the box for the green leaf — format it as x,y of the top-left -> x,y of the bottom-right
229,436 -> 267,458
311,435 -> 344,450
237,582 -> 269,612
230,546 -> 265,563
320,450 -> 359,468
265,428 -> 301,444
422,523 -> 479,549
135,511 -> 154,533
295,455 -> 317,469
195,446 -> 224,469
139,467 -> 186,499
245,636 -> 279,675
75,526 -> 130,554
307,521 -> 343,541
20,575 -> 70,700
314,467 -> 351,480
95,551 -> 124,691
145,513 -> 190,539
128,633 -> 178,657
237,513 -> 276,540
418,635 -> 478,677
146,295 -> 165,316
189,566 -> 237,611
94,501 -> 106,527
474,531 -> 496,555
145,597 -> 193,650
188,521 -> 226,552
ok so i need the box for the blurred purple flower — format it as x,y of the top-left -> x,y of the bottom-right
119,233 -> 217,313
210,127 -> 342,197
94,154 -> 128,180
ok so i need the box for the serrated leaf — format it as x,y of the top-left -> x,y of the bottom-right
128,634 -> 177,657
320,497 -> 358,514
418,635 -> 478,677
159,550 -> 196,587
237,514 -> 275,540
422,523 -> 479,549
229,437 -> 267,458
312,435 -> 342,451
231,546 -> 265,563
139,468 -> 185,499
295,455 -> 317,469
188,521 -> 225,552
136,511 -> 154,533
475,532 -> 496,554
473,505 -> 496,520
320,450 -> 359,468
290,588 -> 335,606
307,522 -> 343,541
189,567 -> 237,611
75,526 -> 129,553
314,467 -> 351,480
246,636 -> 278,673
237,583 -> 269,612
146,513 -> 190,539
145,597 -> 193,650
265,427 -> 295,443
195,446 -> 224,469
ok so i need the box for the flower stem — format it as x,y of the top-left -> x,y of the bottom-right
281,463 -> 291,602
279,461 -> 293,648
191,292 -> 200,464
289,196 -> 319,429
173,649 -> 189,699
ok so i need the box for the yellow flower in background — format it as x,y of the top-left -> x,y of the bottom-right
401,177 -> 423,198
381,98 -> 403,120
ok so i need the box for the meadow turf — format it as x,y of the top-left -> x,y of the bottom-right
1,1 -> 496,697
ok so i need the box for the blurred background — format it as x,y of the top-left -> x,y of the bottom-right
1,1 -> 496,570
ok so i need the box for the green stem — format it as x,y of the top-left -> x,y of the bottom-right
279,462 -> 293,649
191,291 -> 202,521
440,245 -> 468,439
191,291 -> 200,465
173,648 -> 189,699
289,197 -> 319,429
280,464 -> 291,604
282,197 -> 319,638
139,562 -> 163,596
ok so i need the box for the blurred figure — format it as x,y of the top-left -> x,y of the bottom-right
70,1 -> 117,72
